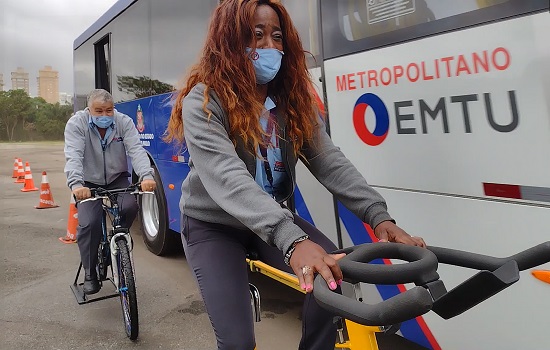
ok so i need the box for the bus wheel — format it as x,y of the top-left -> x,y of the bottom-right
139,165 -> 181,256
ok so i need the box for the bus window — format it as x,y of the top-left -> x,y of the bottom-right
110,0 -> 151,102
321,0 -> 548,59
339,0 -> 511,41
282,0 -> 322,68
150,0 -> 216,91
94,34 -> 111,92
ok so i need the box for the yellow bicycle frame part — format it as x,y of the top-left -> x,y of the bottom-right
246,258 -> 382,350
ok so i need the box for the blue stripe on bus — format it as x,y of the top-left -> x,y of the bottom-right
293,187 -> 315,225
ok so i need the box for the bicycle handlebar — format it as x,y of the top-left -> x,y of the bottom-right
338,243 -> 440,285
314,277 -> 433,326
76,184 -> 154,205
313,241 -> 550,326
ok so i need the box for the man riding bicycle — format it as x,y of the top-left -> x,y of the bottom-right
64,89 -> 156,295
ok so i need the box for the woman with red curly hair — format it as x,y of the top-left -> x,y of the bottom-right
165,0 -> 425,348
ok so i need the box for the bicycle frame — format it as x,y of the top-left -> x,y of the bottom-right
71,186 -> 146,304
246,258 -> 382,350
70,199 -> 124,305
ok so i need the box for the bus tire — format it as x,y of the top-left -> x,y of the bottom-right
139,164 -> 181,256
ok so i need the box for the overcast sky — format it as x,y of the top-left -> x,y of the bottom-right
0,0 -> 118,97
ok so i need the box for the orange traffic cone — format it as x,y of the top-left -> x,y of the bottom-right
14,159 -> 25,183
12,158 -> 19,178
59,195 -> 78,244
21,162 -> 39,192
35,171 -> 59,209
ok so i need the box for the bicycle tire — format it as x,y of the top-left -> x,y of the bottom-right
116,238 -> 139,340
139,164 -> 182,256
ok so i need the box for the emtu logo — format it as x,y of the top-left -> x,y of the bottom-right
353,93 -> 389,146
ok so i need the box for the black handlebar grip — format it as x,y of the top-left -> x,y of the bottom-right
428,241 -> 550,272
428,246 -> 505,271
341,243 -> 440,285
509,241 -> 550,271
313,276 -> 433,326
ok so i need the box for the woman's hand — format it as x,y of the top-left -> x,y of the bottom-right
289,240 -> 346,293
374,220 -> 426,247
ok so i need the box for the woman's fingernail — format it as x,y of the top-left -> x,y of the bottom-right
306,284 -> 312,291
337,279 -> 342,285
301,283 -> 306,290
329,281 -> 337,290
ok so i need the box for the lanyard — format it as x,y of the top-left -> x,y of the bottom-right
259,109 -> 276,193
259,143 -> 274,190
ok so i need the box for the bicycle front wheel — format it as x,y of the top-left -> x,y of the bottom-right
116,238 -> 139,340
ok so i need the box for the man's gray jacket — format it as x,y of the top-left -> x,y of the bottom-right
64,108 -> 154,190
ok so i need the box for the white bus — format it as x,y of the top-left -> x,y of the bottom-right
73,1 -> 550,348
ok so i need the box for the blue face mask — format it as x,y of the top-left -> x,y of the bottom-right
92,116 -> 113,129
246,48 -> 284,85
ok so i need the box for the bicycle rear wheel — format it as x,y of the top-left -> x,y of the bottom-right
116,238 -> 139,340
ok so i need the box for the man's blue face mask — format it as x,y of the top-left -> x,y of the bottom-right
92,116 -> 113,129
246,48 -> 284,85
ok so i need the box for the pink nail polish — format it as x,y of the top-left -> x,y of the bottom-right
301,284 -> 306,290
337,279 -> 342,285
306,284 -> 312,291
330,281 -> 337,290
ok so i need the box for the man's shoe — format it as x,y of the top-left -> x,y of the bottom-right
83,275 -> 100,295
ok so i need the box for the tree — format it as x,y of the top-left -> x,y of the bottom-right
0,92 -> 6,137
116,75 -> 174,99
31,98 -> 73,140
0,89 -> 32,141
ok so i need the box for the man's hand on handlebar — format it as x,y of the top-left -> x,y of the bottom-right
290,240 -> 346,294
375,221 -> 426,247
72,187 -> 91,201
140,179 -> 156,192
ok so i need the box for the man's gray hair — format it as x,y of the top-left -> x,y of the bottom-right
87,89 -> 114,107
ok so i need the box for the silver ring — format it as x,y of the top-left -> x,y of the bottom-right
301,265 -> 312,276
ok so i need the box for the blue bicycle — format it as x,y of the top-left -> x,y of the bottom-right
70,184 -> 153,340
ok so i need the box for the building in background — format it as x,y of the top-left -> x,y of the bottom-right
0,73 -> 4,91
59,92 -> 73,105
37,66 -> 59,104
11,67 -> 30,95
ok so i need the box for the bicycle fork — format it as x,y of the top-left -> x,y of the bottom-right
110,229 -> 134,291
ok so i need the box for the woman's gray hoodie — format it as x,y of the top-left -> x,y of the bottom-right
181,83 -> 393,257
64,108 -> 154,190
